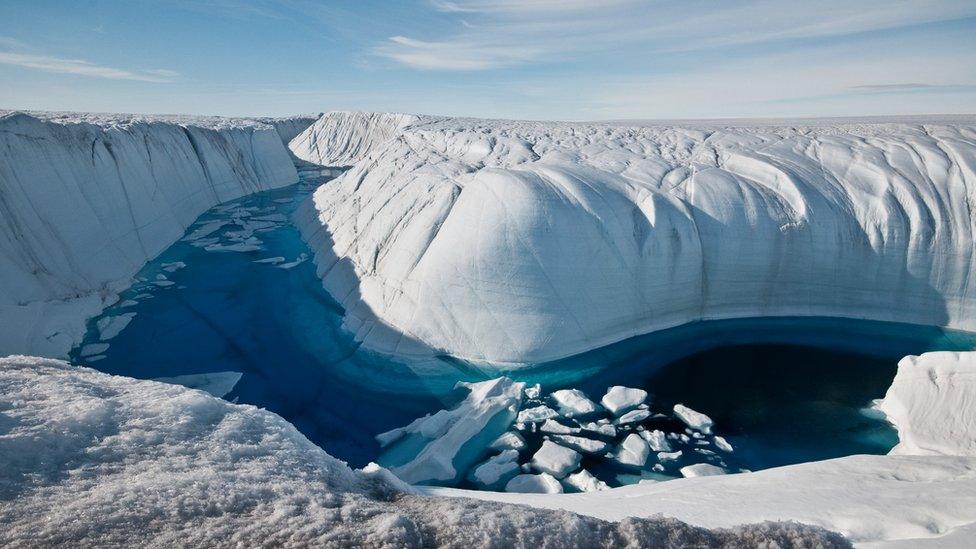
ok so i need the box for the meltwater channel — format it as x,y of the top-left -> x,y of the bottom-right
71,169 -> 976,489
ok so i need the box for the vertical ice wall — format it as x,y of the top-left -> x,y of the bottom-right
0,111 -> 304,357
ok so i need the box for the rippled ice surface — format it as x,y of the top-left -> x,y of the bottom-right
72,173 -> 976,482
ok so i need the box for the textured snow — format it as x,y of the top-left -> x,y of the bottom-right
0,111 -> 304,358
289,111 -> 422,167
0,356 -> 848,547
295,112 -> 976,364
878,351 -> 976,457
433,350 -> 976,547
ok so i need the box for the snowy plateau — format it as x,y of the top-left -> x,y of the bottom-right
1,110 -> 976,547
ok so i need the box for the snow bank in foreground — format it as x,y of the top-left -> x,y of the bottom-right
0,111 -> 302,358
295,113 -> 976,363
432,350 -> 976,546
0,356 -> 845,547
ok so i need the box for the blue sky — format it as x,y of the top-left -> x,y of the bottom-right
1,0 -> 974,120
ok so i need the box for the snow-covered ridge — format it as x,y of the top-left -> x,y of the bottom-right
296,113 -> 976,364
289,111 -> 427,167
0,356 -> 846,547
0,111 -> 308,357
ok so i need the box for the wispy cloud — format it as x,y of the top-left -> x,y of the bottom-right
849,83 -> 940,91
378,35 -> 543,70
380,0 -> 976,71
0,52 -> 180,82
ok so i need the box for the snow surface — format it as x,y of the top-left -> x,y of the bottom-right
295,112 -> 976,364
877,351 -> 976,457
0,111 -> 306,358
0,356 -> 847,547
601,386 -> 648,415
151,371 -> 243,398
530,440 -> 581,478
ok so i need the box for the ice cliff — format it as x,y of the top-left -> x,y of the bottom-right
0,111 -> 311,357
0,355 -> 847,547
295,113 -> 976,364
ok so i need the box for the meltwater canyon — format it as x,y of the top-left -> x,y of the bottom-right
2,110 -> 976,547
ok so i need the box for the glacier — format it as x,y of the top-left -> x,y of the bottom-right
294,112 -> 976,364
0,111 -> 315,358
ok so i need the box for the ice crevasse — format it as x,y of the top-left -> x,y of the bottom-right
293,113 -> 976,364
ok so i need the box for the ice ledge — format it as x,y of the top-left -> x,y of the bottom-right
295,113 -> 976,364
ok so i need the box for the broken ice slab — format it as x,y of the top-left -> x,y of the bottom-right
673,404 -> 714,434
601,386 -> 648,415
530,440 -> 581,478
505,473 -> 563,494
375,377 -> 524,486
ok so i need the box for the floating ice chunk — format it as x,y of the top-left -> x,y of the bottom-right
205,236 -> 263,253
579,421 -> 616,437
601,386 -> 647,416
376,377 -> 524,485
657,450 -> 683,461
467,450 -> 520,489
524,383 -> 541,400
640,430 -> 672,452
189,237 -> 220,248
80,343 -> 109,357
713,436 -> 734,453
152,280 -> 175,287
85,355 -> 106,362
277,253 -> 308,269
153,371 -> 243,398
97,313 -> 136,341
531,441 -> 581,478
254,256 -> 286,265
680,463 -> 727,478
505,473 -> 563,494
550,434 -> 609,455
564,469 -> 609,492
161,262 -> 186,273
516,405 -> 558,424
539,419 -> 579,434
615,409 -> 651,425
694,448 -> 717,456
549,389 -> 599,418
183,220 -> 228,241
489,431 -> 526,452
119,300 -> 139,308
673,404 -> 714,434
615,433 -> 650,468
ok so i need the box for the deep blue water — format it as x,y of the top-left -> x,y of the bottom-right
72,175 -> 976,479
